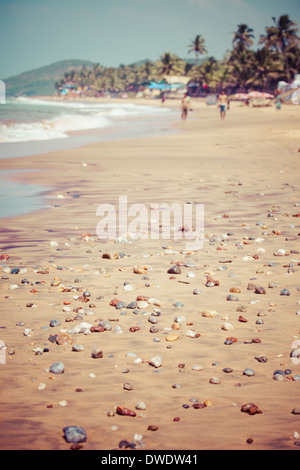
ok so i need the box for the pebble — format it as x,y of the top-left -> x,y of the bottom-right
116,406 -> 136,417
49,362 -> 65,374
193,289 -> 202,295
136,401 -> 146,410
149,355 -> 163,368
202,310 -> 219,317
227,294 -> 239,301
123,382 -> 133,391
222,323 -> 234,331
185,329 -> 198,338
255,286 -> 266,294
280,288 -> 290,296
91,347 -> 103,358
63,426 -> 87,443
72,344 -> 85,352
56,332 -> 72,345
166,334 -> 179,342
209,376 -> 221,384
192,364 -> 203,371
167,265 -> 181,274
241,403 -> 262,415
243,368 -> 255,376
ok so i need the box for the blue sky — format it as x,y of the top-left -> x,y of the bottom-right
1,0 -> 300,78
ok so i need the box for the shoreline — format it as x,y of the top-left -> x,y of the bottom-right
0,100 -> 300,450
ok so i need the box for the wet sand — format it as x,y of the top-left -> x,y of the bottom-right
0,99 -> 300,451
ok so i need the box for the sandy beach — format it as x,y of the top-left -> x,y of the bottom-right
0,98 -> 300,451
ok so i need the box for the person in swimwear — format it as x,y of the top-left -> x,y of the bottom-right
181,93 -> 192,121
217,89 -> 229,119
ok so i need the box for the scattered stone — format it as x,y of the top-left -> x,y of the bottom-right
209,376 -> 221,384
116,406 -> 136,417
227,294 -> 239,301
193,289 -> 202,295
91,347 -> 103,359
148,425 -> 159,431
56,332 -> 72,345
241,403 -> 262,415
280,288 -> 290,296
255,286 -> 266,294
63,426 -> 87,443
136,402 -> 146,410
230,287 -> 241,293
149,355 -> 163,368
166,334 -> 179,342
49,362 -> 64,374
167,265 -> 181,275
123,383 -> 133,391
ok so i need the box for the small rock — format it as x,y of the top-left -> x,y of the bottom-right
230,287 -> 241,293
166,334 -> 179,342
149,355 -> 163,368
280,288 -> 290,296
255,286 -> 266,294
72,344 -> 85,352
136,401 -> 147,410
167,265 -> 181,275
123,383 -> 133,391
222,323 -> 234,331
209,376 -> 221,384
56,332 -> 72,345
49,362 -> 64,374
227,294 -> 239,301
241,403 -> 262,415
91,347 -> 103,359
63,426 -> 87,443
116,406 -> 136,417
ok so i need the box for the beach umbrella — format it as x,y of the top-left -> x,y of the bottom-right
231,93 -> 249,100
248,91 -> 274,98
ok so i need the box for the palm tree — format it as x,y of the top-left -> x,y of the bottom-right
154,53 -> 185,78
215,64 -> 231,93
138,60 -> 155,82
191,57 -> 219,91
187,35 -> 208,64
227,49 -> 255,90
232,24 -> 254,52
259,15 -> 300,82
248,48 -> 282,89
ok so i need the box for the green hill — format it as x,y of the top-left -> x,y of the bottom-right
4,59 -> 94,97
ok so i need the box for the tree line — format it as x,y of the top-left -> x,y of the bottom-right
55,15 -> 300,96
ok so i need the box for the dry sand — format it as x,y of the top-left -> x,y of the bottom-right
0,98 -> 300,451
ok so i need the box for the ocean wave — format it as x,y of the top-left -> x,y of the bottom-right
0,113 -> 111,143
1,97 -> 174,143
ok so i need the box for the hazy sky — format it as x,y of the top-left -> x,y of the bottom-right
1,0 -> 300,78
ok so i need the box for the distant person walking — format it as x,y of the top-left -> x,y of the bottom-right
181,93 -> 192,121
275,93 -> 282,110
217,89 -> 229,119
